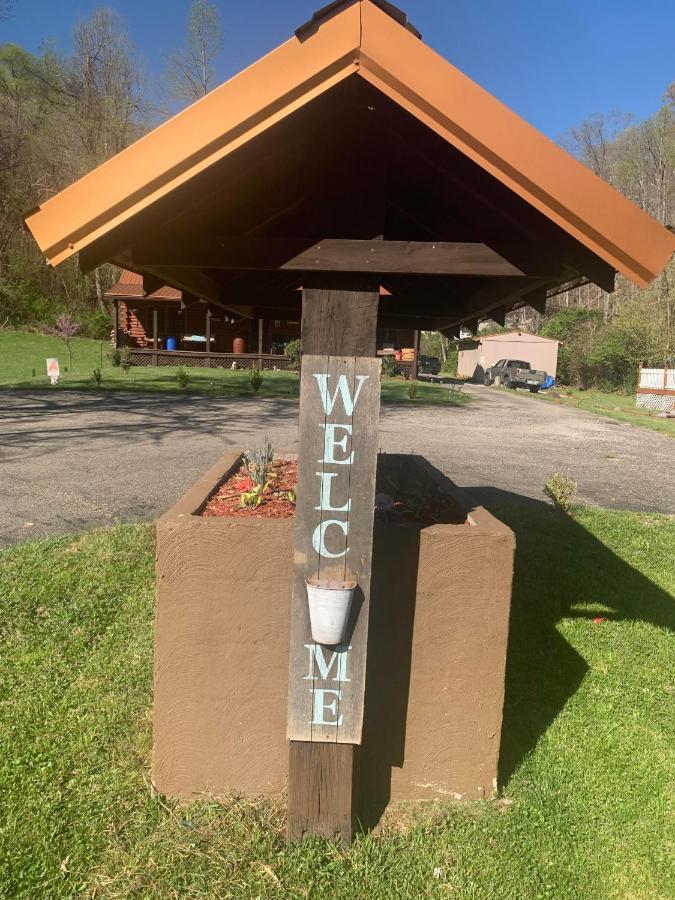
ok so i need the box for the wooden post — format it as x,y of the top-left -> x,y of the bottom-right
287,282 -> 380,843
113,300 -> 119,349
152,307 -> 159,365
258,317 -> 264,367
205,309 -> 212,368
413,329 -> 420,380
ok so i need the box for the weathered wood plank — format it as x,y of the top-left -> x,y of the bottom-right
287,741 -> 356,842
287,354 -> 382,744
301,288 -> 378,357
132,238 -> 526,276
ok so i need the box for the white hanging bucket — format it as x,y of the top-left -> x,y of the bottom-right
306,579 -> 356,645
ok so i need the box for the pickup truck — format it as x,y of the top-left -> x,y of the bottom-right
484,359 -> 546,393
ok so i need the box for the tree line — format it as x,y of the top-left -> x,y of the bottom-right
0,1 -> 222,337
424,86 -> 675,390
1,4 -> 673,391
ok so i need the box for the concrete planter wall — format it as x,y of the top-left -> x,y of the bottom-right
154,450 -> 515,807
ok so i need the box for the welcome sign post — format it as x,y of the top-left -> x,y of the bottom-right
286,284 -> 382,842
287,355 -> 381,744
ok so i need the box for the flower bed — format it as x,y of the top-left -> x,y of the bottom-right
202,459 -> 297,519
200,455 -> 465,526
155,449 -> 514,807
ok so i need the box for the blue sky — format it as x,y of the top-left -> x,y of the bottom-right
2,0 -> 673,138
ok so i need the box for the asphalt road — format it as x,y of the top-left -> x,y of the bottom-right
1,385 -> 672,547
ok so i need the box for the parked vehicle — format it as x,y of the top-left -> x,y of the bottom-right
484,359 -> 546,393
417,355 -> 441,375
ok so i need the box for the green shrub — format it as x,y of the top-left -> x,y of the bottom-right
544,472 -> 578,514
381,355 -> 400,378
441,347 -> 458,375
119,347 -> 132,374
284,339 -> 302,370
407,381 -> 418,400
79,307 -> 111,340
250,367 -> 263,392
92,367 -> 103,386
176,367 -> 189,389
109,348 -> 121,367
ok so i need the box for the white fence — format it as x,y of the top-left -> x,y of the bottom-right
638,367 -> 675,390
636,367 -> 675,411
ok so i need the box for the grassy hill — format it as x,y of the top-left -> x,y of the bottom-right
0,331 -> 467,405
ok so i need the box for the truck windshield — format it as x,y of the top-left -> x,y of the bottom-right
508,360 -> 531,368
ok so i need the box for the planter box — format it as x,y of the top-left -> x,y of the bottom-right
154,451 -> 515,806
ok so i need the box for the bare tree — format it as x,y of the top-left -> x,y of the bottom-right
167,0 -> 224,103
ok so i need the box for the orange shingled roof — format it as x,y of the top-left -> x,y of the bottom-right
105,270 -> 182,301
24,0 -> 674,288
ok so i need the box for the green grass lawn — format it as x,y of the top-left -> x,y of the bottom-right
1,503 -> 673,898
539,386 -> 674,437
0,330 -> 467,407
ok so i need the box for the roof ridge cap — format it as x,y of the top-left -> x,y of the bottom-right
296,0 -> 421,42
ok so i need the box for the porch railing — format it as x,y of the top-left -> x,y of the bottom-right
129,349 -> 296,371
128,348 -> 418,377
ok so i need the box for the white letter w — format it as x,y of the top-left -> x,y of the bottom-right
313,374 -> 369,415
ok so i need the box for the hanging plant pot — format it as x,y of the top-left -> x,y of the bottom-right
305,578 -> 356,645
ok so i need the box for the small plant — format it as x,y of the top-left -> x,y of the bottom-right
286,489 -> 296,505
92,368 -> 103,386
31,367 -> 36,378
407,381 -> 418,400
544,472 -> 578,514
241,437 -> 275,507
176,367 -> 189,389
381,355 -> 400,378
250,367 -> 263,393
119,347 -> 132,374
284,338 -> 302,371
110,348 -> 121,367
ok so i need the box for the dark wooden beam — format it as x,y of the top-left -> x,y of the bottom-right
376,91 -> 617,293
301,284 -> 379,356
132,238 -> 527,277
288,742 -> 356,842
288,279 -> 380,844
436,277 -> 551,333
143,274 -> 163,296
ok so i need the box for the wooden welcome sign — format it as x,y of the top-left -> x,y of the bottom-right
287,354 -> 381,744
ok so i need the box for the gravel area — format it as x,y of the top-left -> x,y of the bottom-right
0,385 -> 672,547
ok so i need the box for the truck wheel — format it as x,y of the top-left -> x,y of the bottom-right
508,380 -> 517,389
529,385 -> 540,393
484,374 -> 491,386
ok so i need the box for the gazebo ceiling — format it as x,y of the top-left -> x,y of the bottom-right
24,0 -> 675,331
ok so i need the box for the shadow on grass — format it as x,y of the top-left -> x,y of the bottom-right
358,476 -> 673,829
467,488 -> 674,788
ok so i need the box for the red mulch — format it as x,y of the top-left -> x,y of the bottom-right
202,458 -> 464,525
202,460 -> 297,518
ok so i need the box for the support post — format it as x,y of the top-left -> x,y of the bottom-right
287,281 -> 380,844
152,307 -> 159,365
257,317 -> 264,368
205,309 -> 211,367
413,329 -> 420,380
113,300 -> 119,349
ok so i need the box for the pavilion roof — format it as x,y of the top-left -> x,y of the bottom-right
24,1 -> 675,331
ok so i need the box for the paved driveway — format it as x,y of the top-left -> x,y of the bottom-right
1,386 -> 672,546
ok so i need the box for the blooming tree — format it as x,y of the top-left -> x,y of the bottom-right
47,315 -> 81,370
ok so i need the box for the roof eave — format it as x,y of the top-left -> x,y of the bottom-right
357,0 -> 675,287
24,3 -> 363,267
24,0 -> 675,288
